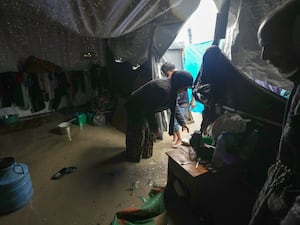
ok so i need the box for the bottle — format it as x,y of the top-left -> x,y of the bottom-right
222,132 -> 238,165
240,129 -> 259,160
212,131 -> 238,167
189,146 -> 198,161
212,131 -> 228,167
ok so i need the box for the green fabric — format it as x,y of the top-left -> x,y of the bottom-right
111,189 -> 165,225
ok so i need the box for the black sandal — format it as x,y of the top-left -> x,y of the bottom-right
51,167 -> 77,180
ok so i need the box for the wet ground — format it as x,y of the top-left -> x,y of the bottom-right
0,112 -> 202,225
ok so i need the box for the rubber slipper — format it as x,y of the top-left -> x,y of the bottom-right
172,143 -> 182,149
51,166 -> 77,180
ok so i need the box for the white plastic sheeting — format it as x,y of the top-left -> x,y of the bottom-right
2,0 -> 293,90
221,0 -> 293,90
0,0 -> 200,72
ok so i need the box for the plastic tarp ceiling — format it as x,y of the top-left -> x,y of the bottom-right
0,0 -> 200,72
1,0 -> 295,91
220,0 -> 294,90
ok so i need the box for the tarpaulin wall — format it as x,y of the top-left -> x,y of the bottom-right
0,0 -> 201,119
219,0 -> 293,90
183,40 -> 213,113
0,0 -> 200,73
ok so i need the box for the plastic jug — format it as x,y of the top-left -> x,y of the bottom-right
0,157 -> 34,214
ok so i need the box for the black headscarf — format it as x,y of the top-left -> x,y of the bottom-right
171,71 -> 193,93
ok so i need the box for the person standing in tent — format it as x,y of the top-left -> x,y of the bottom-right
249,0 -> 300,224
125,70 -> 193,162
161,62 -> 195,148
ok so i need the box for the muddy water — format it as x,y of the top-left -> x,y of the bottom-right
0,112 -> 202,225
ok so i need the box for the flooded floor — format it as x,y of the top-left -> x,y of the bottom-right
0,112 -> 202,225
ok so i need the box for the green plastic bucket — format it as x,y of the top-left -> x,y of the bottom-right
75,113 -> 87,131
76,113 -> 87,126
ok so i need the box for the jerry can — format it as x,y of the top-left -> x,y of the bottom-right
0,157 -> 34,214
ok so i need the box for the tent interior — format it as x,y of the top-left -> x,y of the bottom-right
0,0 -> 297,225
0,0 -> 293,117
